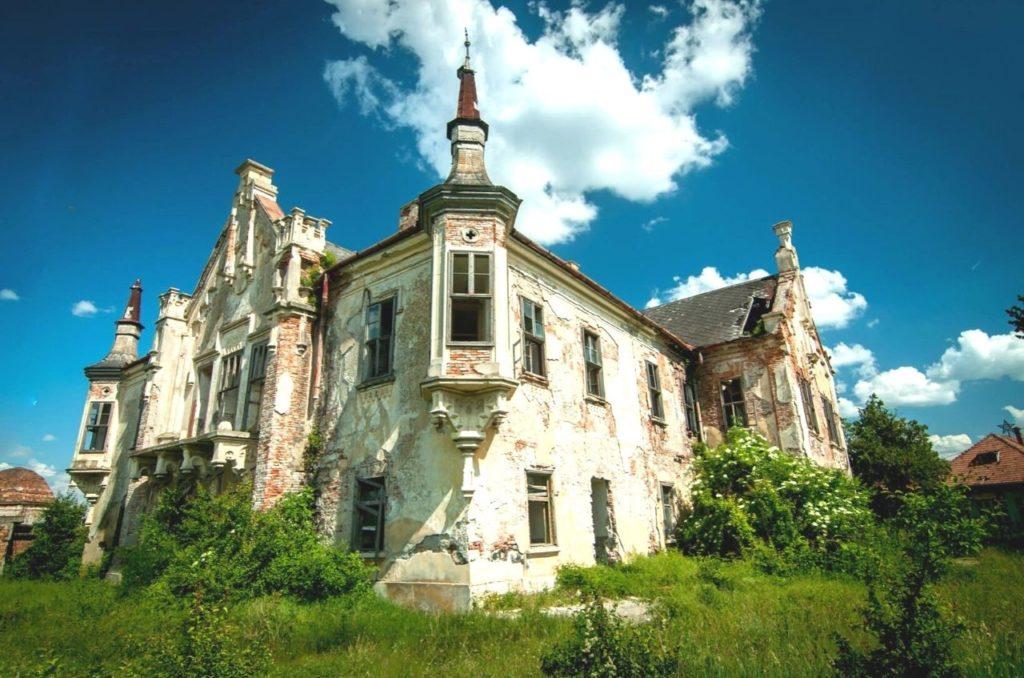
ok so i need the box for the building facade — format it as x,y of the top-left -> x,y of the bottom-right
949,429 -> 1024,530
67,46 -> 849,610
0,467 -> 54,574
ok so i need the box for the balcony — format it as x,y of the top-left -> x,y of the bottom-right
129,426 -> 256,481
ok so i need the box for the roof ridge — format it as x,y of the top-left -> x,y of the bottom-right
646,274 -> 777,311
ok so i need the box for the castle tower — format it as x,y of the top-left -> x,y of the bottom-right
446,31 -> 491,186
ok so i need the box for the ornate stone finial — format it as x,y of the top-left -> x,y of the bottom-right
773,220 -> 799,273
463,28 -> 471,69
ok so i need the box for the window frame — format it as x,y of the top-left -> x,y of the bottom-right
646,360 -> 665,421
521,296 -> 546,378
526,471 -> 556,547
448,251 -> 493,345
660,483 -> 676,542
242,341 -> 269,433
683,380 -> 701,440
799,378 -> 819,434
215,350 -> 244,429
363,296 -> 397,382
82,401 -> 113,453
583,330 -> 604,399
822,397 -> 841,446
721,377 -> 748,429
353,476 -> 387,557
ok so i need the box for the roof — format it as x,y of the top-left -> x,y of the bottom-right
950,434 -> 1024,488
0,467 -> 55,506
642,276 -> 778,348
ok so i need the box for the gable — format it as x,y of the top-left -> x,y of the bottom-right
950,434 -> 1024,487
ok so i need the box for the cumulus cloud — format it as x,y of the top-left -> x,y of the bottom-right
72,300 -> 99,317
828,342 -> 877,378
0,288 -> 19,301
649,5 -> 670,18
0,461 -> 10,471
926,330 -> 1024,383
929,433 -> 973,459
322,0 -> 762,244
837,396 -> 860,419
1005,405 -> 1024,425
801,267 -> 867,329
645,266 -> 770,309
853,366 -> 958,407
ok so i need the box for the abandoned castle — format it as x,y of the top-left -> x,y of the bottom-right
67,46 -> 849,611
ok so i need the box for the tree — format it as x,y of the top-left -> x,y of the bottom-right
1008,295 -> 1024,337
5,493 -> 87,580
845,396 -> 950,519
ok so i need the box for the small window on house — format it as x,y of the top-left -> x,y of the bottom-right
721,378 -> 748,428
82,402 -> 112,452
683,381 -> 701,439
216,350 -> 244,428
242,342 -> 269,432
364,298 -> 396,380
800,378 -> 819,434
527,472 -> 556,546
971,451 -> 999,466
521,297 -> 546,377
822,398 -> 841,444
661,484 -> 676,541
353,476 -> 386,556
449,252 -> 492,343
583,331 -> 604,398
646,361 -> 665,420
195,363 -> 214,434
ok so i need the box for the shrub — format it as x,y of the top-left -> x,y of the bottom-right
119,483 -> 373,602
676,429 -> 872,568
540,595 -> 677,677
5,493 -> 87,581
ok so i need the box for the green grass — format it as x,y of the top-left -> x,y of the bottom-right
2,549 -> 1022,677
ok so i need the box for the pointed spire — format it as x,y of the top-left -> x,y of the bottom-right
455,29 -> 481,121
121,279 -> 142,325
86,279 -> 144,377
446,30 -> 491,185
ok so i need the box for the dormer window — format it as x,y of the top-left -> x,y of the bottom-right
82,402 -> 112,452
449,252 -> 491,343
971,451 -> 999,466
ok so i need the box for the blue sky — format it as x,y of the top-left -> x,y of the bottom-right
1,0 -> 1022,489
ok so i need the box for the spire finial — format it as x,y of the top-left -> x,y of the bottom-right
463,28 -> 471,68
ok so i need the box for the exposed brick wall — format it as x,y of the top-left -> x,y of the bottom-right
447,347 -> 492,376
252,313 -> 313,509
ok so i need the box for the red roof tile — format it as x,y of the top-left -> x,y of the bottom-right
0,467 -> 54,506
949,434 -> 1024,487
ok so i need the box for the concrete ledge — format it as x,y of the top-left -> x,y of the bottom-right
377,580 -> 472,613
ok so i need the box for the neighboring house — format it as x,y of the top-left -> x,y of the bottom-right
0,467 -> 54,573
66,41 -> 849,610
950,430 -> 1024,528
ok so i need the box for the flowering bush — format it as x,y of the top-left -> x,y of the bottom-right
677,429 -> 872,565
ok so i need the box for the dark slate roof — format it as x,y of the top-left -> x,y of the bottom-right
642,275 -> 778,348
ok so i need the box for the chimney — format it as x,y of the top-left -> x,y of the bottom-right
234,159 -> 278,197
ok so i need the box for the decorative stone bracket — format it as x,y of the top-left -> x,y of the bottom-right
420,377 -> 517,499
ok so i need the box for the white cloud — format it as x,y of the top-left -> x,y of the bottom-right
853,366 -> 959,407
867,318 -> 879,328
322,0 -> 761,245
837,396 -> 860,419
1005,405 -> 1024,425
801,266 -> 867,329
0,288 -> 19,301
828,342 -> 877,378
649,5 -> 670,18
929,433 -> 973,459
642,216 -> 668,232
42,434 -> 56,442
926,330 -> 1024,383
647,266 -> 770,307
72,300 -> 99,317
0,461 -> 10,471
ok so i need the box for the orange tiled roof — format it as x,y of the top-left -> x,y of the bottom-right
949,434 -> 1024,487
0,467 -> 54,506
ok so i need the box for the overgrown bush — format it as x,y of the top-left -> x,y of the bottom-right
119,483 -> 373,602
540,595 -> 677,677
676,429 -> 872,570
5,493 -> 86,581
833,485 -> 989,677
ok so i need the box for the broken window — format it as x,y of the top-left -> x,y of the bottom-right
971,451 -> 999,466
82,402 -> 112,452
449,252 -> 491,343
216,350 -> 243,428
800,378 -> 819,434
661,484 -> 676,541
521,297 -> 546,377
353,476 -> 387,556
822,398 -> 841,444
583,331 -> 604,398
527,471 -> 556,546
242,342 -> 269,432
646,361 -> 665,420
721,378 -> 748,428
364,297 -> 396,380
683,381 -> 701,439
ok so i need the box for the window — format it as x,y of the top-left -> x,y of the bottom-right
195,363 -> 214,434
646,361 -> 664,420
242,342 -> 269,432
527,472 -> 556,546
683,381 -> 701,439
449,252 -> 491,342
353,476 -> 386,555
364,298 -> 396,380
823,398 -> 841,444
799,379 -> 819,434
661,484 -> 676,541
82,402 -> 112,452
971,451 -> 999,466
521,297 -> 545,377
216,350 -> 244,428
721,378 -> 748,428
583,331 -> 604,398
